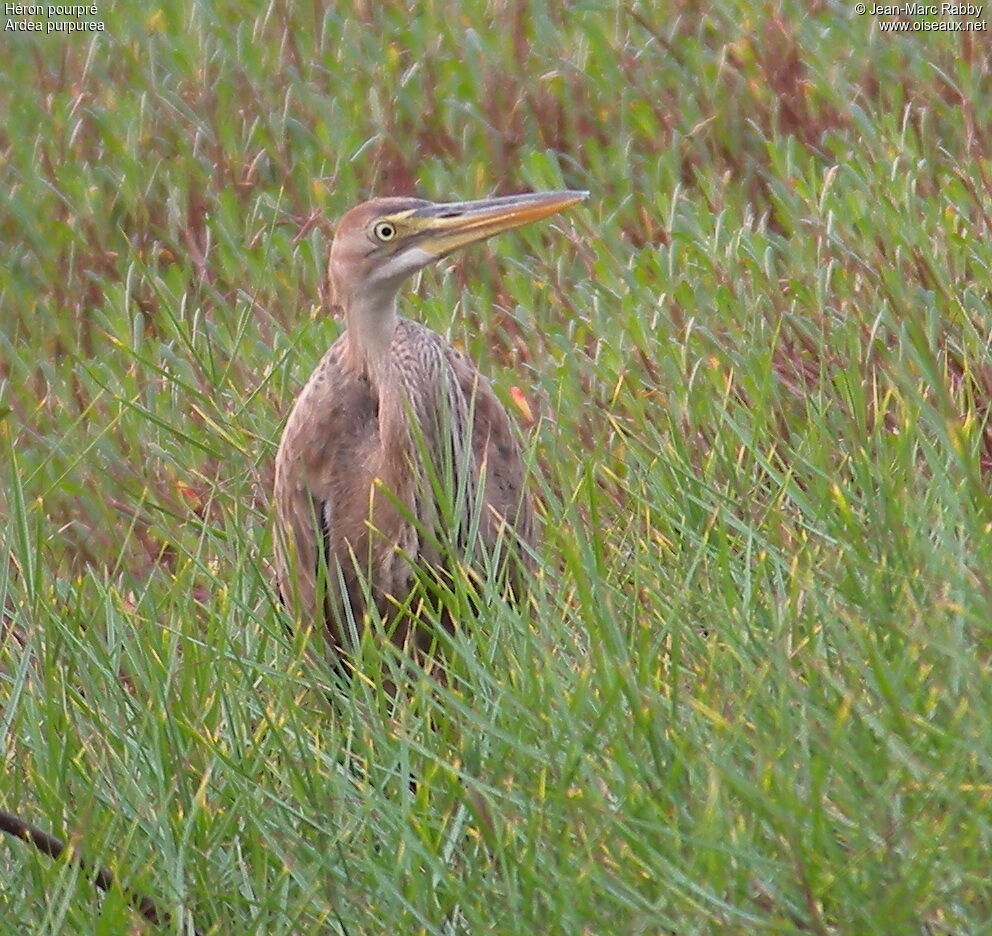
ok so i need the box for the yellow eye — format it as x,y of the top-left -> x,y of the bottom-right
373,221 -> 396,241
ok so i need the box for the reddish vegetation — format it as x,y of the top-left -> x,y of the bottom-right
5,4 -> 990,576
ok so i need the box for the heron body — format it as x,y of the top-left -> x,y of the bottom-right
274,190 -> 586,664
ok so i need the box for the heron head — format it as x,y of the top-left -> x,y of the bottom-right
327,190 -> 588,309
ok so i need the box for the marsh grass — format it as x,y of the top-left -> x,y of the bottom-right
2,2 -> 992,933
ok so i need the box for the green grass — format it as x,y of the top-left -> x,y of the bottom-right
3,1 -> 992,933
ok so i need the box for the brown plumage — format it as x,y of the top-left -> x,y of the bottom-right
274,191 -> 586,666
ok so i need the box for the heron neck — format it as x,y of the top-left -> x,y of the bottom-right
344,290 -> 418,484
343,289 -> 399,383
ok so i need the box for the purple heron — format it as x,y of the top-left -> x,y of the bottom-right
274,190 -> 587,667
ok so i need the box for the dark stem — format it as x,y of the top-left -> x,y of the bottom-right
0,807 -> 203,936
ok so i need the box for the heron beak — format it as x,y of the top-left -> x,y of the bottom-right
403,190 -> 588,258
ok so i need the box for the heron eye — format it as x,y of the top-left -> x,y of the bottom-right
373,221 -> 396,242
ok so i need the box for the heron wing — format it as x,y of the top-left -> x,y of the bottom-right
273,335 -> 381,641
442,341 -> 535,561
